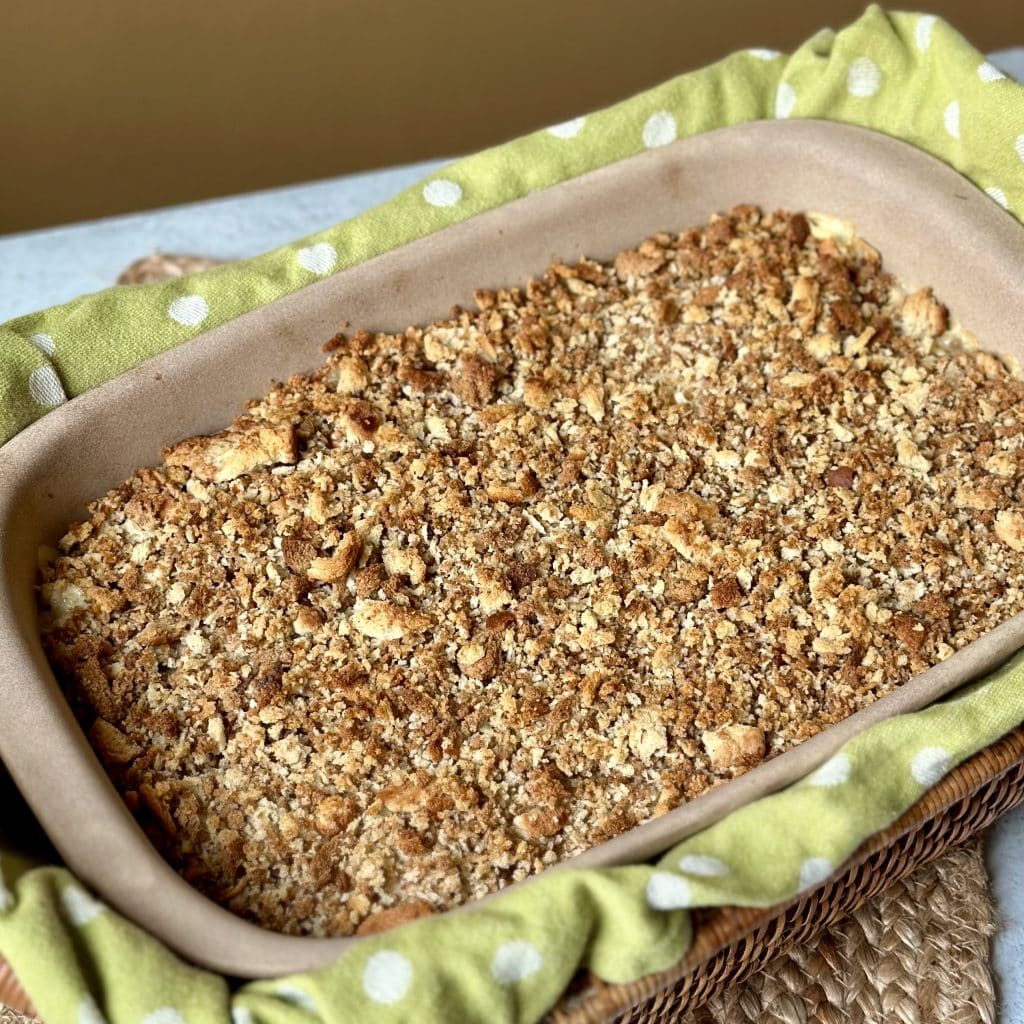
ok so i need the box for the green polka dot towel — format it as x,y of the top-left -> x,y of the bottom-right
3,7 -> 1024,1024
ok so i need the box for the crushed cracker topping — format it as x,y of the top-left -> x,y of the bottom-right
39,206 -> 1024,937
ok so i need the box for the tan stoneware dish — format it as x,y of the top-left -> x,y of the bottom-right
2,120 -> 1024,978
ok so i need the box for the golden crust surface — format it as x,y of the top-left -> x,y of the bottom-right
39,207 -> 1024,936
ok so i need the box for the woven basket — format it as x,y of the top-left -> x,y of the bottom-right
2,725 -> 1022,1021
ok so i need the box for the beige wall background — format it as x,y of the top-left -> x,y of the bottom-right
2,1 -> 1019,234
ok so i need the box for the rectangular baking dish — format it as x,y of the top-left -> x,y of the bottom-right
2,119 -> 1024,979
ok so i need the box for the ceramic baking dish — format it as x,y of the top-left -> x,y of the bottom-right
2,119 -> 1024,979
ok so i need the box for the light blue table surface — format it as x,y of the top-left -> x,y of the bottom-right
2,50 -> 1022,1018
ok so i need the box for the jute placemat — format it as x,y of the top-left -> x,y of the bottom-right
683,838 -> 996,1024
0,254 -> 1001,1023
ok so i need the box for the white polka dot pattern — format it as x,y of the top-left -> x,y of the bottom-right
140,1010 -> 186,1024
362,950 -> 414,1005
296,243 -> 338,276
774,82 -> 797,119
28,365 -> 66,407
915,15 -> 937,52
985,186 -> 1009,209
646,871 -> 692,909
60,885 -> 104,926
422,179 -> 463,207
77,996 -> 108,1024
29,332 -> 56,356
798,857 -> 833,892
642,111 -> 677,149
275,985 -> 317,1012
167,295 -> 209,327
678,854 -> 729,877
0,861 -> 12,913
747,48 -> 781,60
1016,135 -> 1024,164
230,1008 -> 254,1024
978,61 -> 1006,83
847,57 -> 882,97
547,117 -> 585,139
491,940 -> 544,984
943,100 -> 960,139
911,747 -> 951,787
807,752 -> 852,787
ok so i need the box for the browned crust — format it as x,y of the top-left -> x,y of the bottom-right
38,207 -> 1024,937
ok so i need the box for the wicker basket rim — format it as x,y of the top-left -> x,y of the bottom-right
548,724 -> 1024,1024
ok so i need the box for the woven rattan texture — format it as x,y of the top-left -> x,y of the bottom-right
645,840 -> 994,1024
0,1006 -> 33,1024
0,975 -> 31,1021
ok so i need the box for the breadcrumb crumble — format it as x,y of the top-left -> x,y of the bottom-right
38,206 -> 1024,936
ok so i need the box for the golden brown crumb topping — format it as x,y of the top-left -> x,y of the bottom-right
38,206 -> 1024,936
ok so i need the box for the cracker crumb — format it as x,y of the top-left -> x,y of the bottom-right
163,423 -> 297,482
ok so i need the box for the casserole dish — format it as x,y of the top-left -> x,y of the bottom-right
2,119 -> 1024,977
